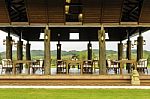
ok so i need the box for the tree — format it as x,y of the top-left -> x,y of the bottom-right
147,55 -> 150,66
0,53 -> 2,64
78,51 -> 87,60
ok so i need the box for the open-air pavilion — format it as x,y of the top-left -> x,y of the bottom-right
0,0 -> 150,86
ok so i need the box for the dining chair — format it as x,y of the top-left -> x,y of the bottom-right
32,59 -> 44,74
83,60 -> 93,74
1,59 -> 13,74
137,59 -> 148,74
57,60 -> 66,74
93,60 -> 99,73
106,59 -> 119,74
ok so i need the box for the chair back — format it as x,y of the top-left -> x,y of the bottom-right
93,60 -> 99,69
2,59 -> 13,67
39,59 -> 44,67
137,59 -> 147,67
33,59 -> 44,67
107,59 -> 118,68
83,60 -> 93,67
93,60 -> 98,64
107,59 -> 112,67
57,60 -> 66,67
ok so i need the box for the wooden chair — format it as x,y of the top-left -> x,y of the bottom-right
70,56 -> 80,69
32,59 -> 44,74
1,59 -> 13,74
93,60 -> 99,73
106,59 -> 119,74
57,60 -> 66,74
137,59 -> 148,74
83,60 -> 93,74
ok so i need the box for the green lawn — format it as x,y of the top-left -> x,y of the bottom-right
0,89 -> 150,99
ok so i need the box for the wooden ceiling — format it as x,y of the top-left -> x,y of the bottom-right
82,0 -> 123,23
26,0 -> 64,23
139,0 -> 150,23
0,0 -> 150,41
0,0 -> 10,23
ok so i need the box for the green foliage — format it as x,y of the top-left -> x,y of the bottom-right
0,53 -> 2,64
106,50 -> 118,60
1,49 -> 150,66
78,51 -> 87,60
147,55 -> 150,66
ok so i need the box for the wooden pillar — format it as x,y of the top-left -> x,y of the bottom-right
57,41 -> 61,60
126,39 -> 131,73
17,40 -> 23,60
137,34 -> 143,61
44,26 -> 50,75
6,36 -> 12,59
26,41 -> 31,60
98,28 -> 106,74
118,41 -> 123,60
17,38 -> 23,73
87,41 -> 92,60
126,40 -> 131,60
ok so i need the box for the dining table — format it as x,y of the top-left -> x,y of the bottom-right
117,59 -> 137,74
64,60 -> 83,75
12,60 -> 37,75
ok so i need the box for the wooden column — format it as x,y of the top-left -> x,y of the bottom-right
126,39 -> 131,73
137,34 -> 143,61
17,41 -> 23,60
6,36 -> 12,59
17,39 -> 23,73
44,26 -> 50,75
87,41 -> 92,60
118,41 -> 123,60
26,41 -> 31,60
98,28 -> 106,74
57,41 -> 61,60
126,40 -> 131,60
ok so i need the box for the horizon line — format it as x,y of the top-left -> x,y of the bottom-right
1,49 -> 150,53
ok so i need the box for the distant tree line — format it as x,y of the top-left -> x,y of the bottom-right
0,50 -> 150,66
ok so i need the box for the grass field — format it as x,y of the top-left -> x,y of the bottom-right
0,89 -> 150,99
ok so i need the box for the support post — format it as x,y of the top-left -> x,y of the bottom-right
6,36 -> 12,59
126,39 -> 131,73
44,26 -> 51,75
126,40 -> 131,60
88,41 -> 92,60
17,40 -> 23,73
137,33 -> 143,61
118,41 -> 123,60
17,41 -> 23,60
26,41 -> 31,60
98,27 -> 106,74
57,41 -> 61,60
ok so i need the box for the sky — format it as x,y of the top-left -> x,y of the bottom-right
0,30 -> 150,52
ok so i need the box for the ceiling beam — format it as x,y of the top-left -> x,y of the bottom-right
0,22 -> 150,27
138,0 -> 144,23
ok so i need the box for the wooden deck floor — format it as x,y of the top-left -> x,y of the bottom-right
0,66 -> 150,86
0,74 -> 149,86
0,75 -> 131,86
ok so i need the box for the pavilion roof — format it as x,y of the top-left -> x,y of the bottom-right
0,0 -> 150,41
